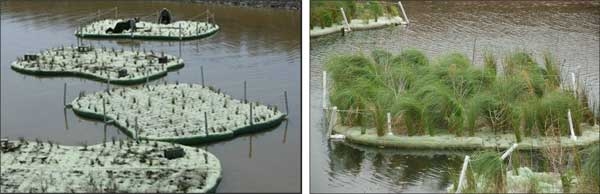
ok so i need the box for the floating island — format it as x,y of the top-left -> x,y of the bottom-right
10,45 -> 184,85
0,139 -> 221,193
75,20 -> 219,40
70,83 -> 286,144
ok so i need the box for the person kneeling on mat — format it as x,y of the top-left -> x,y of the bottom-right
105,17 -> 139,34
158,8 -> 172,24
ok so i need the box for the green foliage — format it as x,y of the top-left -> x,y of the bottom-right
536,90 -> 583,136
542,52 -> 561,89
325,48 -> 590,138
371,49 -> 393,66
483,51 -> 497,76
366,1 -> 383,21
392,48 -> 429,68
582,145 -> 600,192
471,151 -> 506,193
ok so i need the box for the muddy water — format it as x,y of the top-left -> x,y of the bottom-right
0,0 -> 300,192
311,1 -> 599,193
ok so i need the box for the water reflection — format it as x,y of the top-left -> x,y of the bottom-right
327,142 -> 462,192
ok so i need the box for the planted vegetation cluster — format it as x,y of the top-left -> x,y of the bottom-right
448,146 -> 599,193
310,1 -> 400,29
76,20 -> 219,40
71,83 -> 285,143
10,45 -> 184,85
326,49 -> 598,141
0,139 -> 221,193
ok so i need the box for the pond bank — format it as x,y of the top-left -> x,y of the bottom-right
192,0 -> 300,10
333,123 -> 600,150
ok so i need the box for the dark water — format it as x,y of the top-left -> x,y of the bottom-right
311,1 -> 599,193
0,0 -> 300,192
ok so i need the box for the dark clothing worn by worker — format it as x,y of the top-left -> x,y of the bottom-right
105,18 -> 138,34
158,9 -> 171,24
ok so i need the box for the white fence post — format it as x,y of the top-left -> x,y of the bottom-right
387,112 -> 393,135
398,1 -> 410,24
568,109 -> 577,141
500,143 -> 518,160
327,106 -> 338,139
322,71 -> 327,109
340,8 -> 351,32
455,155 -> 470,193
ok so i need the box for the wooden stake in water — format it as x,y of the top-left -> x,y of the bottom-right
135,117 -> 139,141
107,77 -> 111,94
244,81 -> 247,103
455,155 -> 470,193
201,66 -> 205,86
322,71 -> 327,109
63,83 -> 67,107
103,99 -> 107,123
178,39 -> 182,58
204,146 -> 208,164
63,108 -> 69,130
249,135 -> 253,158
282,120 -> 288,144
471,37 -> 477,65
179,23 -> 182,40
284,91 -> 289,114
568,109 -> 577,141
249,103 -> 253,125
204,112 -> 209,136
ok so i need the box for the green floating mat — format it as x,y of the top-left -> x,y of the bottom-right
0,140 -> 221,193
75,20 -> 219,40
71,83 -> 286,144
11,46 -> 184,85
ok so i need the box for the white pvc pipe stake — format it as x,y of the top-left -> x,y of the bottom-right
340,8 -> 351,32
398,1 -> 410,24
322,71 -> 327,109
455,155 -> 470,193
571,72 -> 577,97
500,143 -> 518,160
327,106 -> 338,139
387,112 -> 392,135
568,109 -> 577,141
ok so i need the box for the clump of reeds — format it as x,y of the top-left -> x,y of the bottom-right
577,145 -> 600,193
470,151 -> 506,193
326,48 -> 594,139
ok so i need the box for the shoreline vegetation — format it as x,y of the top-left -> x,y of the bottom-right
192,0 -> 300,10
0,140 -> 222,193
325,49 -> 600,150
310,1 -> 406,37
